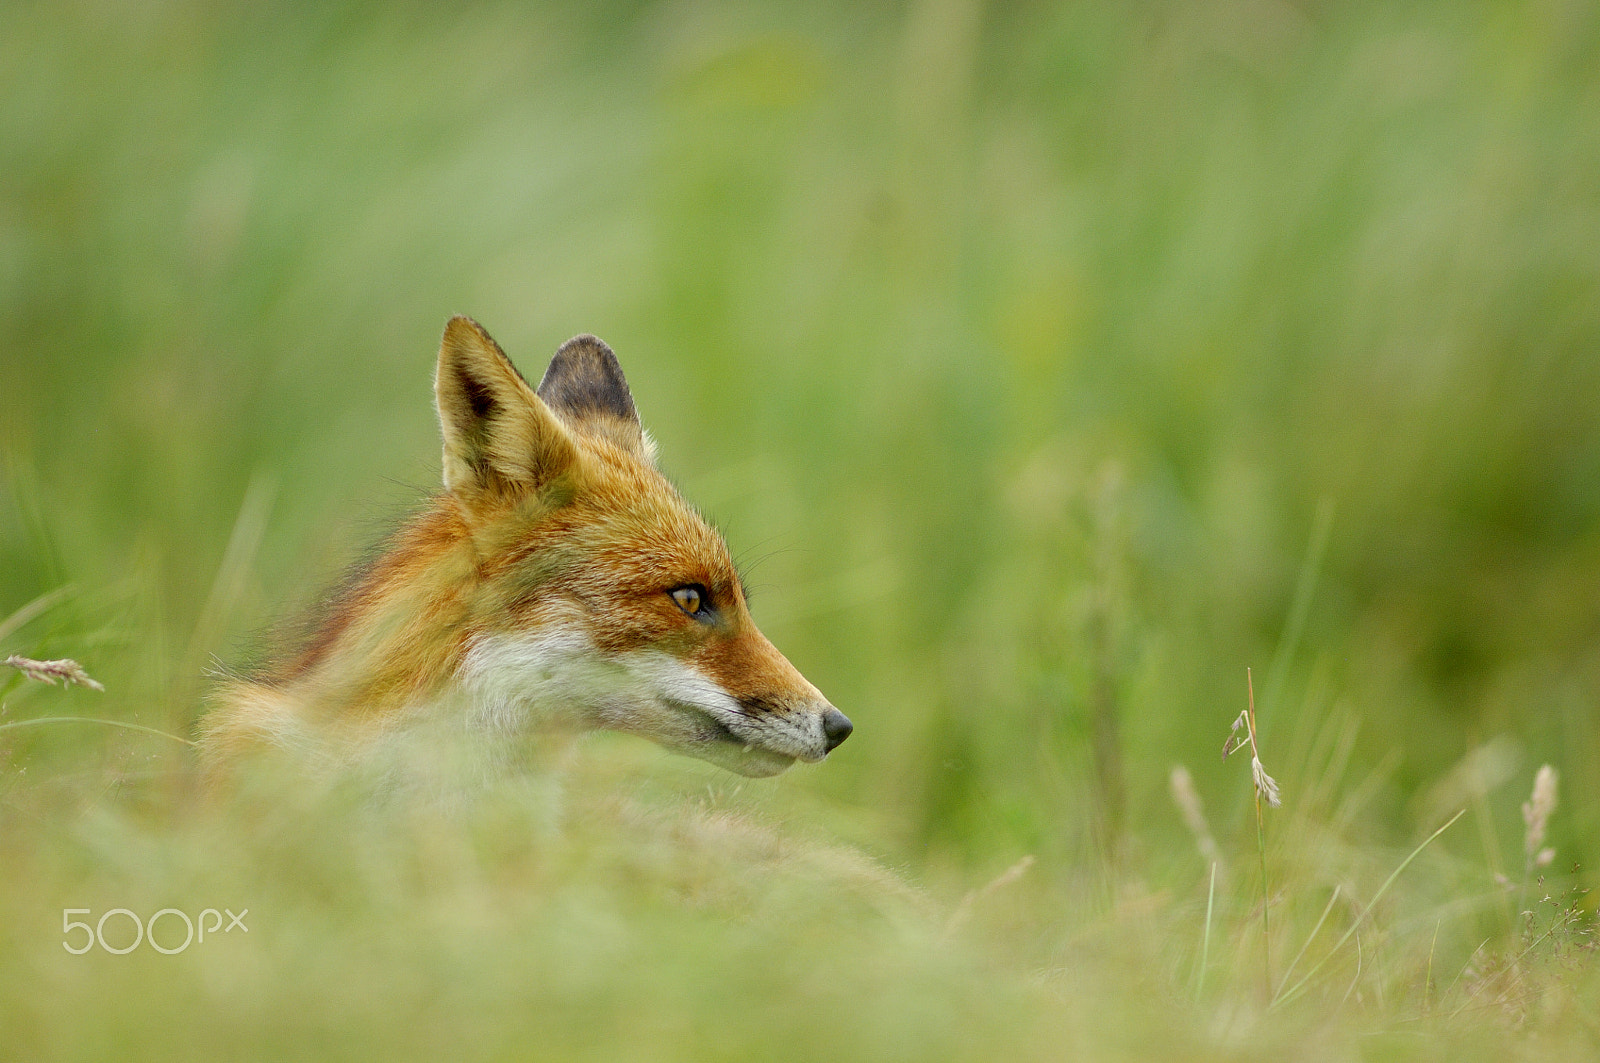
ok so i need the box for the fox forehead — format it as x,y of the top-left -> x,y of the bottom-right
549,497 -> 742,600
481,445 -> 746,619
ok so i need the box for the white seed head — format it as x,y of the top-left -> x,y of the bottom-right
1251,756 -> 1282,808
1170,764 -> 1221,863
4,655 -> 104,692
1522,764 -> 1559,864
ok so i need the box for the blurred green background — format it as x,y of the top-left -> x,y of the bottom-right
3,0 -> 1598,1057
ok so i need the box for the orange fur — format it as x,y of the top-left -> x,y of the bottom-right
200,317 -> 851,787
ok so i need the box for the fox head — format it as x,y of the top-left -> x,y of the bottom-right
433,316 -> 851,777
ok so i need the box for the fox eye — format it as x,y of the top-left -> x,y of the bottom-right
670,585 -> 708,617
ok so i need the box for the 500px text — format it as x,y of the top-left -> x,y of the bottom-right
63,908 -> 249,954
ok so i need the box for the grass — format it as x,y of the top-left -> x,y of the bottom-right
3,0 -> 1599,1058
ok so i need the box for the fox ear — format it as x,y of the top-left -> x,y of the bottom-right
536,335 -> 652,460
435,316 -> 579,512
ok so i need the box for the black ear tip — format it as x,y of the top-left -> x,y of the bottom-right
537,334 -> 637,423
556,333 -> 615,359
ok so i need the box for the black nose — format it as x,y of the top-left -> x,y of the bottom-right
821,707 -> 853,752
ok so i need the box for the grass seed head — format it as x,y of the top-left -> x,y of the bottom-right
1522,764 -> 1558,868
1251,756 -> 1282,808
4,655 -> 105,692
1169,765 -> 1221,863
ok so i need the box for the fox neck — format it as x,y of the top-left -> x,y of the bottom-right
283,500 -> 493,722
284,496 -> 608,744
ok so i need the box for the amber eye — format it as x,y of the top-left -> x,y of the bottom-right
670,585 -> 705,616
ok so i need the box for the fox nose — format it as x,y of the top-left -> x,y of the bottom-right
821,707 -> 853,752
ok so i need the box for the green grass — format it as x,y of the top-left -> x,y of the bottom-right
3,1 -> 1599,1058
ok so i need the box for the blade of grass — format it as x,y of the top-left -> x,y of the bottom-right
180,471 -> 276,700
1340,928 -> 1364,1007
1425,918 -> 1440,1015
0,585 -> 76,646
1196,860 -> 1217,998
1275,885 -> 1341,999
1273,809 -> 1465,1009
0,715 -> 197,747
1438,939 -> 1491,1012
1262,496 -> 1333,718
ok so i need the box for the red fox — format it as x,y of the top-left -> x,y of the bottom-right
200,316 -> 851,784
